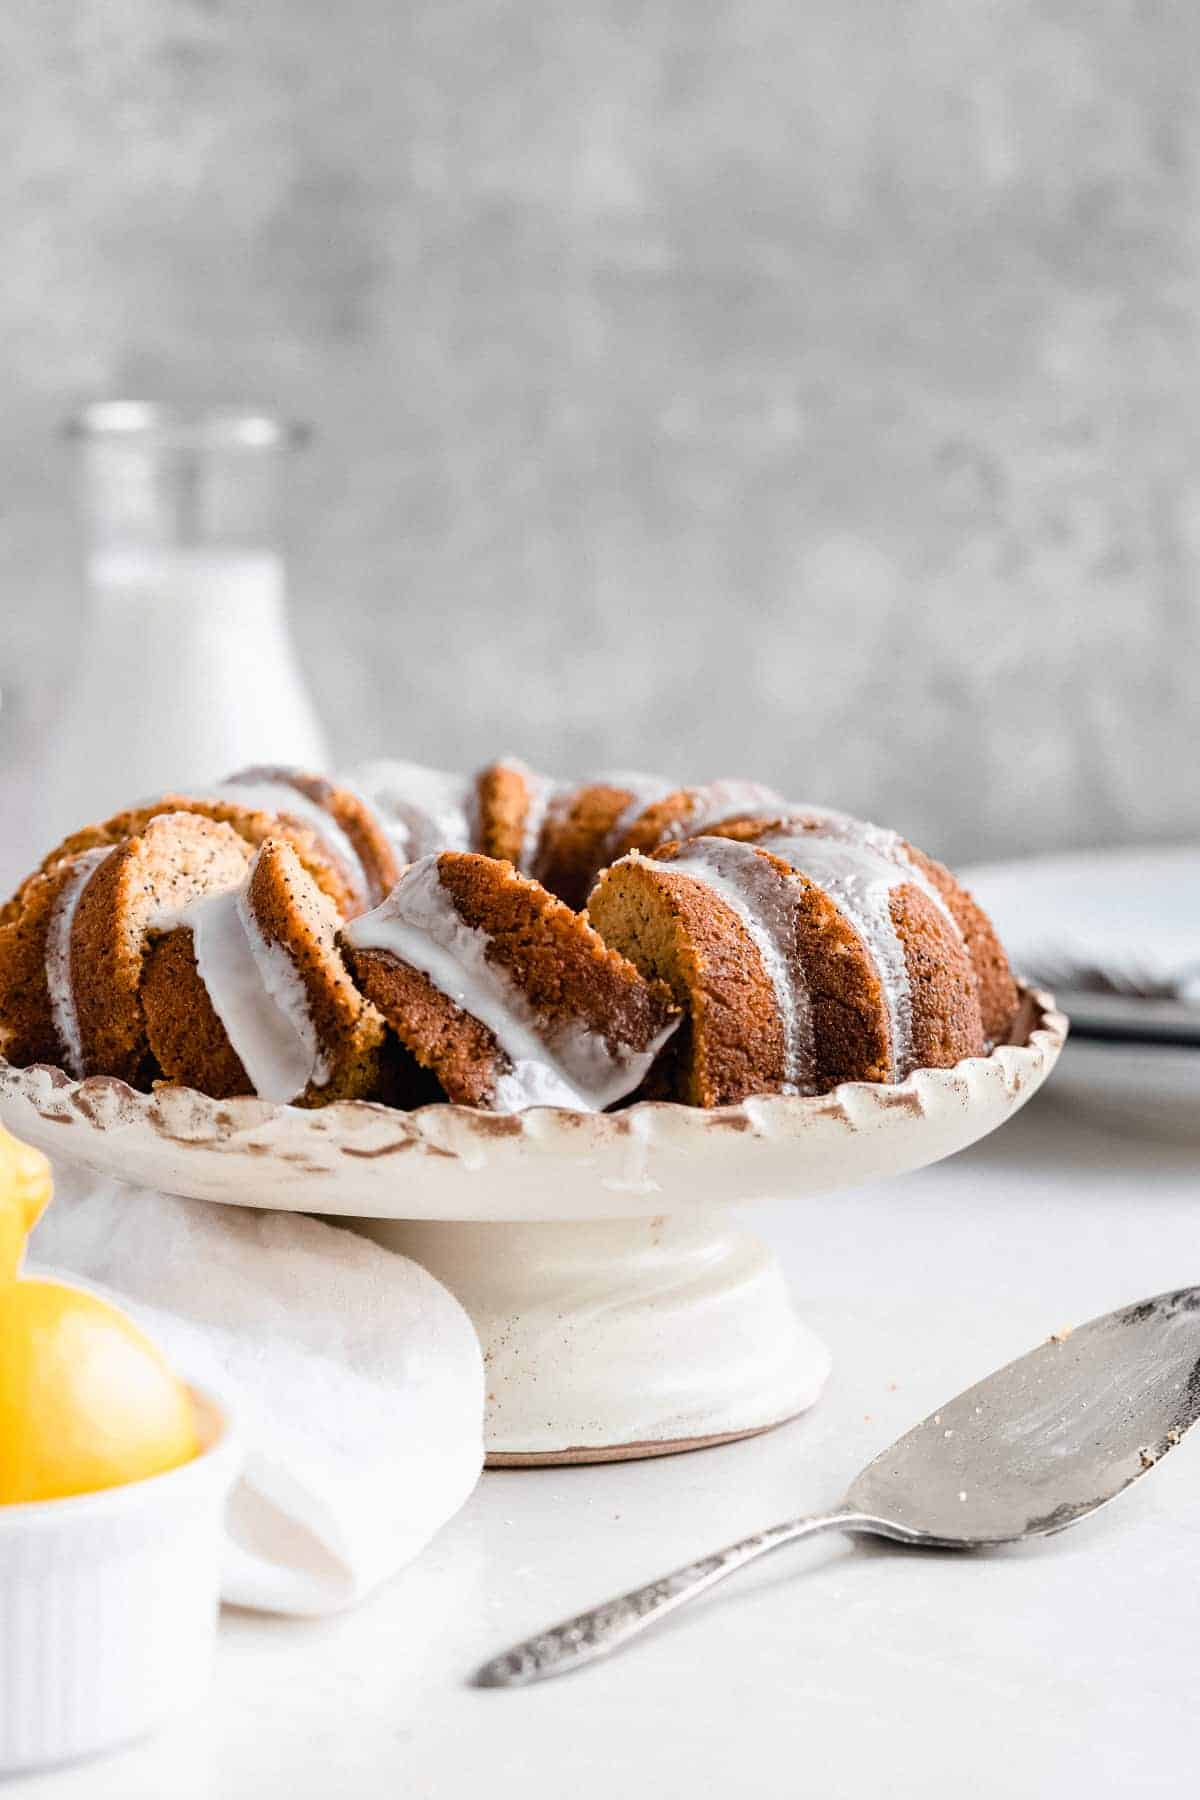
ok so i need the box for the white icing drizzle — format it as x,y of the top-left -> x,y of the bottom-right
44,848 -> 111,1077
511,763 -> 557,874
757,829 -> 917,1079
677,780 -> 786,841
611,778 -> 785,861
781,805 -> 962,938
343,856 -> 677,1112
183,886 -> 326,1103
653,838 -> 816,1094
214,775 -> 369,894
349,760 -> 472,865
596,772 -> 677,864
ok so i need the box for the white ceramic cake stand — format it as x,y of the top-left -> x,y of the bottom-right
0,990 -> 1065,1465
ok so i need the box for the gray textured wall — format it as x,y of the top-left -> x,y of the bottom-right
2,0 -> 1198,867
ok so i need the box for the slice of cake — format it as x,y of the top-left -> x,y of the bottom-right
142,837 -> 389,1105
470,758 -> 557,873
3,792 -> 358,926
530,773 -> 672,910
212,765 -> 398,913
341,852 -> 680,1110
706,807 -> 1019,1048
605,779 -> 787,863
0,813 -> 253,1084
586,818 -> 992,1106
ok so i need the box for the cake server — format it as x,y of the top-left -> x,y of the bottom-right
475,1286 -> 1200,1686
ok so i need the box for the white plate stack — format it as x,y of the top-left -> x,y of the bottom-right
964,845 -> 1200,1140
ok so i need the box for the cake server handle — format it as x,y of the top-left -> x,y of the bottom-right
473,1509 -> 863,1687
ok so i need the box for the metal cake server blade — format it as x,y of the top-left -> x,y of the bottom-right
476,1287 -> 1200,1687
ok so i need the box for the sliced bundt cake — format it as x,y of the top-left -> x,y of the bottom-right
470,758 -> 557,873
705,807 -> 1019,1048
529,773 -> 672,909
4,792 -> 359,925
0,758 -> 1020,1118
341,852 -> 679,1110
603,779 -> 786,865
141,837 -> 388,1105
0,849 -> 120,1073
212,766 -> 398,913
587,811 -> 1003,1105
0,813 -> 253,1083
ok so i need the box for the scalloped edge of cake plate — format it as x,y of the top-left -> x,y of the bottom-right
0,990 -> 1066,1464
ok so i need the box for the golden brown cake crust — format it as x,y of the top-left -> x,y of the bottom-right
707,813 -> 1015,1049
903,847 -> 1019,1046
886,887 -> 984,1069
142,929 -> 251,1100
0,855 -> 101,1069
472,763 -> 533,869
243,839 -> 388,1104
342,852 -> 677,1108
587,830 -> 987,1103
71,814 -> 253,1084
585,852 -> 788,1107
606,787 -> 780,863
346,949 -> 504,1107
587,844 -> 904,1103
143,839 -> 389,1105
3,796 -> 355,924
533,784 -> 641,911
609,788 -> 704,860
229,766 -> 399,909
437,854 -> 675,1041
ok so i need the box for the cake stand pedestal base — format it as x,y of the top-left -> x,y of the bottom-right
357,1215 -> 831,1465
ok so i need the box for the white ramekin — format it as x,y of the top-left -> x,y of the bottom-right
0,1379 -> 241,1775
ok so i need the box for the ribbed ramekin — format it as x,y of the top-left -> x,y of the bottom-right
0,1380 -> 240,1775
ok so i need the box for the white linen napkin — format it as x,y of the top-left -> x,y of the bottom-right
30,1164 -> 485,1617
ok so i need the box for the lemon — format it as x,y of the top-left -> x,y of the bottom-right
0,1126 -> 52,1282
0,1126 -> 199,1504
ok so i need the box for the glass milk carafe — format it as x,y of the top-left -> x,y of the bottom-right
43,403 -> 329,838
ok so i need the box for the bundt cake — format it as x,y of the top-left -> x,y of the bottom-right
0,814 -> 253,1083
208,766 -> 398,914
704,807 -> 1019,1048
4,790 -> 360,925
341,852 -> 680,1109
0,812 -> 389,1105
353,755 -> 560,881
586,807 -> 1018,1107
349,759 -> 785,913
141,836 -> 389,1105
0,755 -> 1020,1116
529,773 -> 672,910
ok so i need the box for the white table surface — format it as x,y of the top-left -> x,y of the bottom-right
14,1089 -> 1200,1800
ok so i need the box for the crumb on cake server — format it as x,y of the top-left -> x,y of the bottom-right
341,851 -> 680,1111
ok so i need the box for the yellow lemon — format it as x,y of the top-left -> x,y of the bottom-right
0,1127 -> 53,1282
0,1127 -> 199,1504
